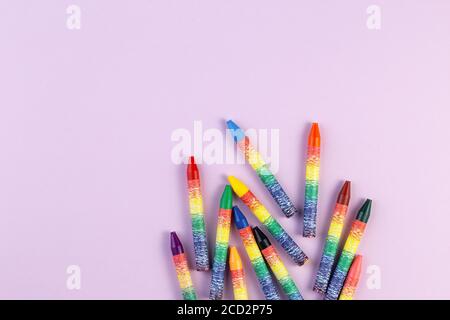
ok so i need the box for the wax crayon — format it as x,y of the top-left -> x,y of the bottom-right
253,227 -> 303,300
314,181 -> 351,294
339,255 -> 363,300
209,185 -> 233,300
303,122 -> 321,237
229,176 -> 308,266
229,246 -> 249,300
187,156 -> 209,271
233,206 -> 281,300
227,120 -> 298,218
325,199 -> 372,300
170,232 -> 197,300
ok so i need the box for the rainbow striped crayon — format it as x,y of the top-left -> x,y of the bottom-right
229,176 -> 308,266
325,199 -> 372,300
209,185 -> 233,300
339,255 -> 363,300
229,246 -> 249,300
303,122 -> 321,237
187,156 -> 209,271
170,232 -> 197,300
227,120 -> 298,218
233,206 -> 281,300
314,181 -> 351,294
253,227 -> 303,300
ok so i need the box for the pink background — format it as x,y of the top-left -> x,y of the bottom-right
1,1 -> 450,299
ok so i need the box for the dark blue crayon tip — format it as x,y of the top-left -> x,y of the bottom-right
226,120 -> 245,142
232,206 -> 249,229
170,231 -> 184,256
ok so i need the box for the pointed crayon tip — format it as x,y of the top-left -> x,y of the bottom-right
220,185 -> 233,209
356,199 -> 372,223
170,231 -> 184,256
347,255 -> 363,279
187,156 -> 199,180
226,120 -> 240,130
232,206 -> 249,229
229,246 -> 243,270
252,226 -> 271,250
228,176 -> 249,197
308,122 -> 321,147
226,120 -> 245,142
337,180 -> 351,205
353,255 -> 363,268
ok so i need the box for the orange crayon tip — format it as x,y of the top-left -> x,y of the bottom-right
308,122 -> 321,147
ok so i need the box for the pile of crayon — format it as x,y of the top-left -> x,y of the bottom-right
169,120 -> 373,300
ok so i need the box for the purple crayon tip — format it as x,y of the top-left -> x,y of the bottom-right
170,231 -> 184,256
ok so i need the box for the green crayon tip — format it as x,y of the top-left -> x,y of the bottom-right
356,199 -> 372,223
220,185 -> 233,209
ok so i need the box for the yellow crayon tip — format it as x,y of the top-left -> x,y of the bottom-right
228,176 -> 249,198
229,246 -> 243,271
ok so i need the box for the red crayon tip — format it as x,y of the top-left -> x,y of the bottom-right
187,156 -> 200,180
347,255 -> 363,280
308,123 -> 321,147
337,181 -> 351,205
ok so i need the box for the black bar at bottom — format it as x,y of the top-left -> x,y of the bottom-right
0,300 -> 447,319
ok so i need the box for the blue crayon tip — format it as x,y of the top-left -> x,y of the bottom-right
232,206 -> 249,229
226,120 -> 245,142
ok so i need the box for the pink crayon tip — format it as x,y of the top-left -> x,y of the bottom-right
347,255 -> 363,281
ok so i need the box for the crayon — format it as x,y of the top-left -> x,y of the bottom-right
170,232 -> 197,300
325,199 -> 372,300
227,120 -> 298,218
339,255 -> 363,300
187,156 -> 209,271
209,185 -> 233,300
229,246 -> 249,300
233,206 -> 281,300
229,176 -> 308,266
314,181 -> 351,294
253,227 -> 303,300
303,122 -> 321,237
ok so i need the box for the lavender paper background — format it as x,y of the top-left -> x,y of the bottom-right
0,1 -> 450,299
